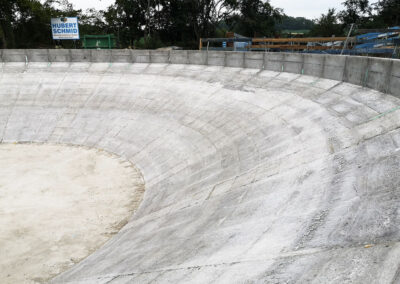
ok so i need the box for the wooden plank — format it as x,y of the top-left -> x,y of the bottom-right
201,37 -> 252,43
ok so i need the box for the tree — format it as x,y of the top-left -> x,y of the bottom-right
276,16 -> 315,32
183,0 -> 238,41
154,0 -> 239,46
0,0 -> 79,48
227,0 -> 283,37
339,0 -> 371,27
0,0 -> 286,48
105,0 -> 240,48
78,8 -> 107,36
372,0 -> 400,27
103,0 -> 147,47
309,8 -> 344,37
0,0 -> 24,48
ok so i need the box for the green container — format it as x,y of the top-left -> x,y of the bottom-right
82,34 -> 116,49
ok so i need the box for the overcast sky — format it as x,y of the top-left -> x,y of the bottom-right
68,0 -> 344,19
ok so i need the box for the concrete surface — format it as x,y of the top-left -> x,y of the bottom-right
0,143 -> 144,284
0,50 -> 399,283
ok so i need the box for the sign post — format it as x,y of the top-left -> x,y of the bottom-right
51,17 -> 80,41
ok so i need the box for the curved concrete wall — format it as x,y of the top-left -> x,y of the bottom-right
1,49 -> 399,98
1,49 -> 400,283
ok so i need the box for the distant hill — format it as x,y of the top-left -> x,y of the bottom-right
277,16 -> 315,33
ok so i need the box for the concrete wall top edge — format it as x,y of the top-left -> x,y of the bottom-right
1,49 -> 399,98
245,53 -> 264,60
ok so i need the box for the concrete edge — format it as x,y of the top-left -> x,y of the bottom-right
3,49 -> 399,98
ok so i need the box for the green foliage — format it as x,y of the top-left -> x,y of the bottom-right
338,0 -> 375,30
0,0 -> 78,48
309,8 -> 344,37
372,0 -> 400,27
134,35 -> 163,49
1,0 -> 400,49
339,0 -> 371,25
215,27 -> 228,38
311,0 -> 400,37
226,0 -> 283,37
277,16 -> 314,31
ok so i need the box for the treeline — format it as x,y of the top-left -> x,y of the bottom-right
0,0 -> 399,49
309,0 -> 400,37
0,0 -> 284,49
277,16 -> 315,32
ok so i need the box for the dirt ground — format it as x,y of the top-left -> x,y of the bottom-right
0,143 -> 145,284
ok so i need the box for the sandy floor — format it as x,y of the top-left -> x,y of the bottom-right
0,143 -> 145,284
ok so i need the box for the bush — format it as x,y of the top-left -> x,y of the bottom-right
134,35 -> 164,49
